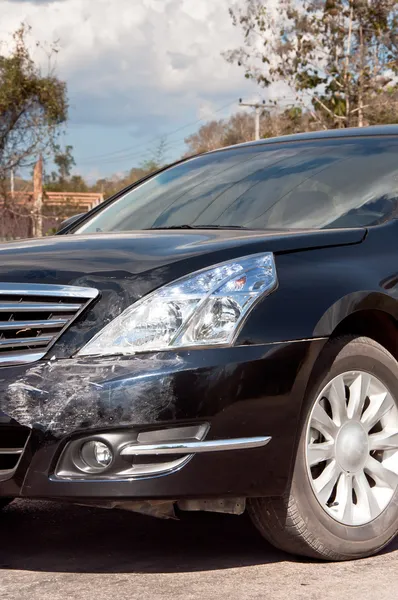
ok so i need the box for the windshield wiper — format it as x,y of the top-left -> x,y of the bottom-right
147,224 -> 250,230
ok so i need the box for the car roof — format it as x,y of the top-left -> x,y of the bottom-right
214,124 -> 398,153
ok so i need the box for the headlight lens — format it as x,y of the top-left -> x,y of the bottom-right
77,252 -> 277,356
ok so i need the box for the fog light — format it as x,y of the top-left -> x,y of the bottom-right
80,440 -> 113,471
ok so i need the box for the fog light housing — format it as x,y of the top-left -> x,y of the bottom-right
80,440 -> 113,471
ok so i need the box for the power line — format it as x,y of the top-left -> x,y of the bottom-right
77,101 -> 235,166
79,136 -> 181,166
238,96 -> 304,141
76,99 -> 237,166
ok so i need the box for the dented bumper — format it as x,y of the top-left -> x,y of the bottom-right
0,339 -> 325,501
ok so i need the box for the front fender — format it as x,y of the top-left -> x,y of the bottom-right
236,230 -> 398,345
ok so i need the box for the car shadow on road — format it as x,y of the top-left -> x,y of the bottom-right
0,499 -> 296,573
1,500 -> 397,574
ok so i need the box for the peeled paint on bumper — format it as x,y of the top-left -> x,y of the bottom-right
0,354 -> 187,436
0,346 -> 253,437
0,341 -> 321,439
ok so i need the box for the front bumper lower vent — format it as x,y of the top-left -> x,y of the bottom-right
0,283 -> 99,366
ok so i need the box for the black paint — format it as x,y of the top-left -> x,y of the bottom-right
1,127 -> 397,502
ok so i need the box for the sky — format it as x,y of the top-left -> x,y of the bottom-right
1,0 -> 273,181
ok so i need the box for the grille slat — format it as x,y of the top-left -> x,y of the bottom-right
0,302 -> 83,312
0,318 -> 68,330
0,336 -> 53,349
0,283 -> 99,299
0,283 -> 99,366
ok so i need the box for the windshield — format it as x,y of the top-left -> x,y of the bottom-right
75,137 -> 398,234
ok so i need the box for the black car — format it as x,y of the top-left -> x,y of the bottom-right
1,126 -> 398,561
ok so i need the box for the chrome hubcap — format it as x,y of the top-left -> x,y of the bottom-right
306,371 -> 398,526
335,422 -> 368,473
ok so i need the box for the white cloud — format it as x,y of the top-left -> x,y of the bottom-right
2,0 -> 264,131
3,0 -> 294,176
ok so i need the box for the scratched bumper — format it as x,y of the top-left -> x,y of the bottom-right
0,340 -> 325,500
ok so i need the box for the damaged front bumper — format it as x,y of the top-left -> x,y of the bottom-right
0,339 -> 325,504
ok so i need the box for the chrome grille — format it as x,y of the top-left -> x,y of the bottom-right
0,283 -> 99,366
0,423 -> 30,482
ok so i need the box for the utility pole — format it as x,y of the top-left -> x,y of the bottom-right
239,99 -> 266,141
32,155 -> 43,237
10,168 -> 14,198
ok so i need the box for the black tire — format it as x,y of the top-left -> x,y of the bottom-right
248,336 -> 398,561
0,499 -> 13,510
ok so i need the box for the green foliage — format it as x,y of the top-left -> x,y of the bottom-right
53,144 -> 75,181
0,24 -> 68,179
44,144 -> 88,192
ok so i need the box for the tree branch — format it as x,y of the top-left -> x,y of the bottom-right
312,95 -> 346,120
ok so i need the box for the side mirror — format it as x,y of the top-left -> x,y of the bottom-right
57,213 -> 85,232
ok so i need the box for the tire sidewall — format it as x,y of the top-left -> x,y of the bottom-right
292,337 -> 398,556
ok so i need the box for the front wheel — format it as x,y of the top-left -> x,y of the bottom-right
248,336 -> 398,561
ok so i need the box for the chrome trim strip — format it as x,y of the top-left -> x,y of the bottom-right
0,283 -> 99,298
0,302 -> 83,312
0,336 -> 53,349
0,351 -> 46,366
0,319 -> 68,330
120,435 -> 271,456
53,456 -> 193,482
0,448 -> 23,455
0,468 -> 15,478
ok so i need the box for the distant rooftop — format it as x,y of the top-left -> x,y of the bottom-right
5,191 -> 104,212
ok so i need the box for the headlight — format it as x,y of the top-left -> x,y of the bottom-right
77,252 -> 277,356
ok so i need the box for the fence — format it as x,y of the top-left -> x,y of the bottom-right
0,191 -> 103,240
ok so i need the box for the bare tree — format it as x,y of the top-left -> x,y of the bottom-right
225,0 -> 398,128
184,120 -> 227,155
183,108 -> 317,155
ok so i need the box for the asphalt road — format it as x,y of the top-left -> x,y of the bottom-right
0,500 -> 397,600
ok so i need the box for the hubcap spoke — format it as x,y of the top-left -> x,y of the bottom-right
334,472 -> 354,522
311,403 -> 338,439
365,456 -> 398,490
361,391 -> 394,432
347,373 -> 371,420
369,431 -> 398,452
313,459 -> 341,505
353,471 -> 380,522
329,377 -> 348,425
307,441 -> 334,467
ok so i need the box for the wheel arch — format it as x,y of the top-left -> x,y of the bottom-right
330,308 -> 397,361
313,291 -> 398,347
302,298 -> 398,422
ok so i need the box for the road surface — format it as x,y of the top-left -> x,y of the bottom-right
0,500 -> 397,600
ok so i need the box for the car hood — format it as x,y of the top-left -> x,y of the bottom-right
0,227 -> 365,285
0,228 -> 365,358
